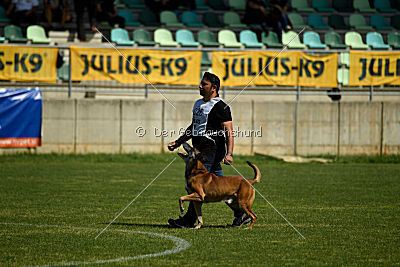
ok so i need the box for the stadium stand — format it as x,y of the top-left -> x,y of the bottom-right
201,51 -> 212,66
392,15 -> 400,29
4,25 -> 28,43
122,0 -> 145,8
223,11 -> 247,28
209,0 -> 228,10
218,29 -> 242,48
388,32 -> 400,49
160,11 -> 184,27
0,6 -> 10,22
288,13 -> 310,29
117,10 -> 140,26
311,0 -> 335,12
345,31 -> 369,49
308,13 -> 330,29
262,32 -> 283,48
240,30 -> 263,48
181,11 -> 204,27
27,25 -> 51,44
366,32 -> 390,49
139,9 -> 159,26
340,52 -> 350,67
291,0 -> 315,12
198,30 -> 220,47
111,28 -> 135,46
353,0 -> 376,12
370,14 -> 393,30
0,36 -> 4,42
154,29 -> 179,47
282,31 -> 306,48
324,31 -> 347,49
333,0 -> 354,12
195,0 -> 210,10
349,14 -> 373,30
176,29 -> 200,47
303,31 -> 327,49
132,29 -> 156,46
203,12 -> 224,27
229,0 -> 246,11
328,14 -> 350,30
337,68 -> 349,86
374,0 -> 397,12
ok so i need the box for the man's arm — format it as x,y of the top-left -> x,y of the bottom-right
167,123 -> 193,151
222,121 -> 234,165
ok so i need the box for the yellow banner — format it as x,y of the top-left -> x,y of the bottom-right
70,47 -> 201,85
212,51 -> 337,87
349,51 -> 400,86
0,45 -> 58,83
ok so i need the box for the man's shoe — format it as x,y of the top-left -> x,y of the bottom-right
168,216 -> 194,228
231,214 -> 252,227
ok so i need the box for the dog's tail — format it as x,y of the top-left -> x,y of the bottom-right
247,161 -> 261,184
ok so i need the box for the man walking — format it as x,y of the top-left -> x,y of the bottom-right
167,72 -> 251,228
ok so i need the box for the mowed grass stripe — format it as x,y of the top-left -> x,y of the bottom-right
0,153 -> 399,265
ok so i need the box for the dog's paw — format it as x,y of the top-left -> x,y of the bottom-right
194,224 -> 202,229
180,207 -> 185,214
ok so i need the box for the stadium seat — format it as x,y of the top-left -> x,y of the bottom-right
312,0 -> 335,12
0,6 -> 10,22
333,0 -> 354,12
201,51 -> 211,66
396,0 -> 400,10
209,0 -> 227,10
160,11 -> 184,27
353,0 -> 376,12
122,0 -> 145,8
223,11 -> 247,28
308,14 -> 330,29
288,13 -> 310,30
337,68 -> 349,86
239,30 -> 263,48
27,25 -> 51,44
388,32 -> 400,49
195,0 -> 210,10
198,30 -> 219,47
282,31 -> 306,49
349,14 -> 373,30
303,31 -> 326,49
181,11 -> 204,27
176,29 -> 200,47
229,0 -> 246,10
57,63 -> 69,82
139,9 -> 159,26
0,36 -> 4,43
132,29 -> 155,46
203,12 -> 224,27
366,32 -> 390,50
4,25 -> 28,43
291,0 -> 315,12
218,30 -> 242,48
374,0 -> 397,12
154,29 -> 179,47
118,10 -> 140,26
328,14 -> 350,30
340,52 -> 350,67
324,31 -> 346,49
261,31 -> 283,48
345,31 -> 369,49
391,15 -> 400,30
370,14 -> 393,30
111,28 -> 134,46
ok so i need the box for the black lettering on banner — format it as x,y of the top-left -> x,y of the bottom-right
118,55 -> 123,74
299,59 -> 311,77
359,58 -> 367,81
248,58 -> 256,76
81,54 -> 89,75
175,58 -> 187,76
359,57 -> 400,81
312,61 -> 324,77
126,55 -> 139,74
0,52 -> 4,71
384,59 -> 394,77
29,54 -> 42,73
232,58 -> 244,76
142,56 -> 151,74
14,53 -> 28,73
161,58 -> 174,76
91,55 -> 104,72
265,57 -> 277,76
281,57 -> 290,76
223,58 -> 229,80
369,58 -> 382,76
107,55 -> 116,74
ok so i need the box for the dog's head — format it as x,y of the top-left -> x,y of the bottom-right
178,142 -> 207,176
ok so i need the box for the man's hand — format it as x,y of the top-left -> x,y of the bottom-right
223,154 -> 233,165
167,141 -> 180,151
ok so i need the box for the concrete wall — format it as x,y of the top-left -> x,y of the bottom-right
3,100 -> 400,156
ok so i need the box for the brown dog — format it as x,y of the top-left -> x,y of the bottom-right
178,143 -> 261,229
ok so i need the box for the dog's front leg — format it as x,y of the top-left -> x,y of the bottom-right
193,201 -> 203,229
179,193 -> 202,213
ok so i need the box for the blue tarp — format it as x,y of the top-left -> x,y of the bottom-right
0,88 -> 42,147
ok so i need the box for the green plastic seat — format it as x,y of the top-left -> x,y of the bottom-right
198,30 -> 219,47
118,10 -> 140,26
366,32 -> 390,50
203,12 -> 224,27
261,31 -> 283,48
370,14 -> 393,30
111,28 -> 135,46
223,11 -> 246,28
195,0 -> 210,10
303,31 -> 326,49
57,63 -> 70,82
160,11 -> 184,27
353,0 -> 376,12
5,25 -> 28,43
239,30 -> 263,48
374,0 -> 397,12
337,68 -> 349,86
176,29 -> 199,47
201,51 -> 211,66
308,14 -> 330,29
345,31 -> 369,49
209,0 -> 227,10
154,29 -> 179,47
122,0 -> 145,8
328,14 -> 349,30
333,0 -> 354,12
349,14 -> 373,30
229,0 -> 246,10
0,36 -> 5,43
291,0 -> 315,12
392,15 -> 400,30
312,0 -> 335,12
27,25 -> 51,44
324,31 -> 346,49
288,13 -> 310,30
139,9 -> 159,26
282,31 -> 306,49
388,32 -> 400,49
132,29 -> 155,46
340,52 -> 350,67
218,30 -> 242,48
181,11 -> 204,27
0,6 -> 10,22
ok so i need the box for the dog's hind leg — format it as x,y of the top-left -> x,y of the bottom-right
193,201 -> 203,229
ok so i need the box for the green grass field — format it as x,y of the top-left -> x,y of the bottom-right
1,153 -> 399,266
